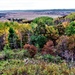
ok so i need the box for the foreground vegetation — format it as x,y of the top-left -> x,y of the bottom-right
0,59 -> 75,75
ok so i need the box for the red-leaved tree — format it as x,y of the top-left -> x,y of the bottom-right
42,40 -> 56,55
24,44 -> 37,57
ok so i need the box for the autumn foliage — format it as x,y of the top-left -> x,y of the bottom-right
24,44 -> 37,57
42,40 -> 55,55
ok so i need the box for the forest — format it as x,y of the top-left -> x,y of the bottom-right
0,12 -> 75,75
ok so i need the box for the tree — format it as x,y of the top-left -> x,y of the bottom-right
65,21 -> 75,36
33,16 -> 53,26
30,35 -> 47,48
46,25 -> 59,45
67,35 -> 75,62
32,16 -> 53,35
20,23 -> 32,45
8,27 -> 18,49
42,40 -> 55,55
55,25 -> 65,35
35,20 -> 46,35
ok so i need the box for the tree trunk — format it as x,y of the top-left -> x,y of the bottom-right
27,31 -> 31,44
71,52 -> 74,63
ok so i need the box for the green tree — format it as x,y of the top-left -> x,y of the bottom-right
8,27 -> 18,49
30,35 -> 47,48
33,16 -> 53,25
65,21 -> 75,36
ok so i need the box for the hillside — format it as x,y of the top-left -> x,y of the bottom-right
0,10 -> 75,75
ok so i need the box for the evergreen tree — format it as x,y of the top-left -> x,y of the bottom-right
8,27 -> 18,49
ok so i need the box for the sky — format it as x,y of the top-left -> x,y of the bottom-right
0,0 -> 75,10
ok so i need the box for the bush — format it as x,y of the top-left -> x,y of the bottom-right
43,54 -> 55,62
4,49 -> 14,59
3,44 -> 10,50
24,44 -> 37,57
2,49 -> 27,59
14,49 -> 27,59
42,40 -> 56,55
43,54 -> 62,63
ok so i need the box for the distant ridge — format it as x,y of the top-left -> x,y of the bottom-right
0,9 -> 75,13
0,9 -> 75,21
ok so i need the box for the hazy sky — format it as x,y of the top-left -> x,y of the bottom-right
0,0 -> 75,10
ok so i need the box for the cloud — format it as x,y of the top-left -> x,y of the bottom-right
0,0 -> 75,10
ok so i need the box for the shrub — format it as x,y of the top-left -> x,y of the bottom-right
2,49 -> 27,59
43,54 -> 55,62
42,40 -> 56,55
43,54 -> 62,63
4,49 -> 14,59
14,49 -> 27,59
3,44 -> 10,50
24,44 -> 37,57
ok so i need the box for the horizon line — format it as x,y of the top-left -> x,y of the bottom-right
0,8 -> 75,11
